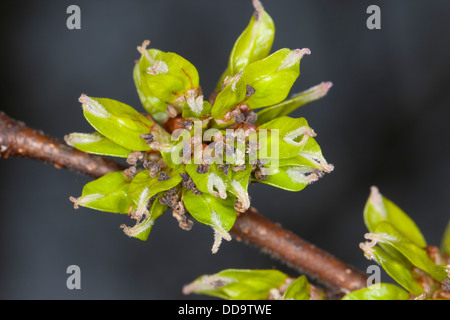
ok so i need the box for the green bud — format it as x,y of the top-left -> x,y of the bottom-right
363,187 -> 427,248
80,94 -> 156,151
216,0 -> 275,91
134,40 -> 201,121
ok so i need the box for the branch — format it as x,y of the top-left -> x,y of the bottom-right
231,208 -> 367,295
0,112 -> 125,177
0,111 -> 367,295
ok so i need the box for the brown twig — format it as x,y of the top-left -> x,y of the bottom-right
0,112 -> 125,177
0,111 -> 367,296
231,208 -> 367,295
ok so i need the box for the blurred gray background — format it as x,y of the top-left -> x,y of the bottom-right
0,0 -> 449,299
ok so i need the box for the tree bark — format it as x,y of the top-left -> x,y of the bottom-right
0,112 -> 125,177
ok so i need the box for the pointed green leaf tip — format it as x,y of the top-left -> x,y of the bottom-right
216,0 -> 275,91
183,269 -> 288,300
80,94 -> 157,151
363,186 -> 427,248
69,171 -> 133,214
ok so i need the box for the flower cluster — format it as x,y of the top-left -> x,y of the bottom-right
66,0 -> 333,252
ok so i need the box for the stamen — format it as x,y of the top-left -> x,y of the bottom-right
144,161 -> 160,178
207,173 -> 227,199
180,120 -> 194,131
140,132 -> 154,145
245,111 -> 258,124
197,164 -> 210,174
126,151 -> 144,165
123,166 -> 137,179
231,165 -> 246,172
246,84 -> 256,97
231,109 -> 245,123
217,164 -> 230,176
171,200 -> 193,231
254,167 -> 268,181
158,171 -> 171,181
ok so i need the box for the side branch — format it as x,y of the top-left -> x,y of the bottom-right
0,112 -> 125,177
0,111 -> 367,295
